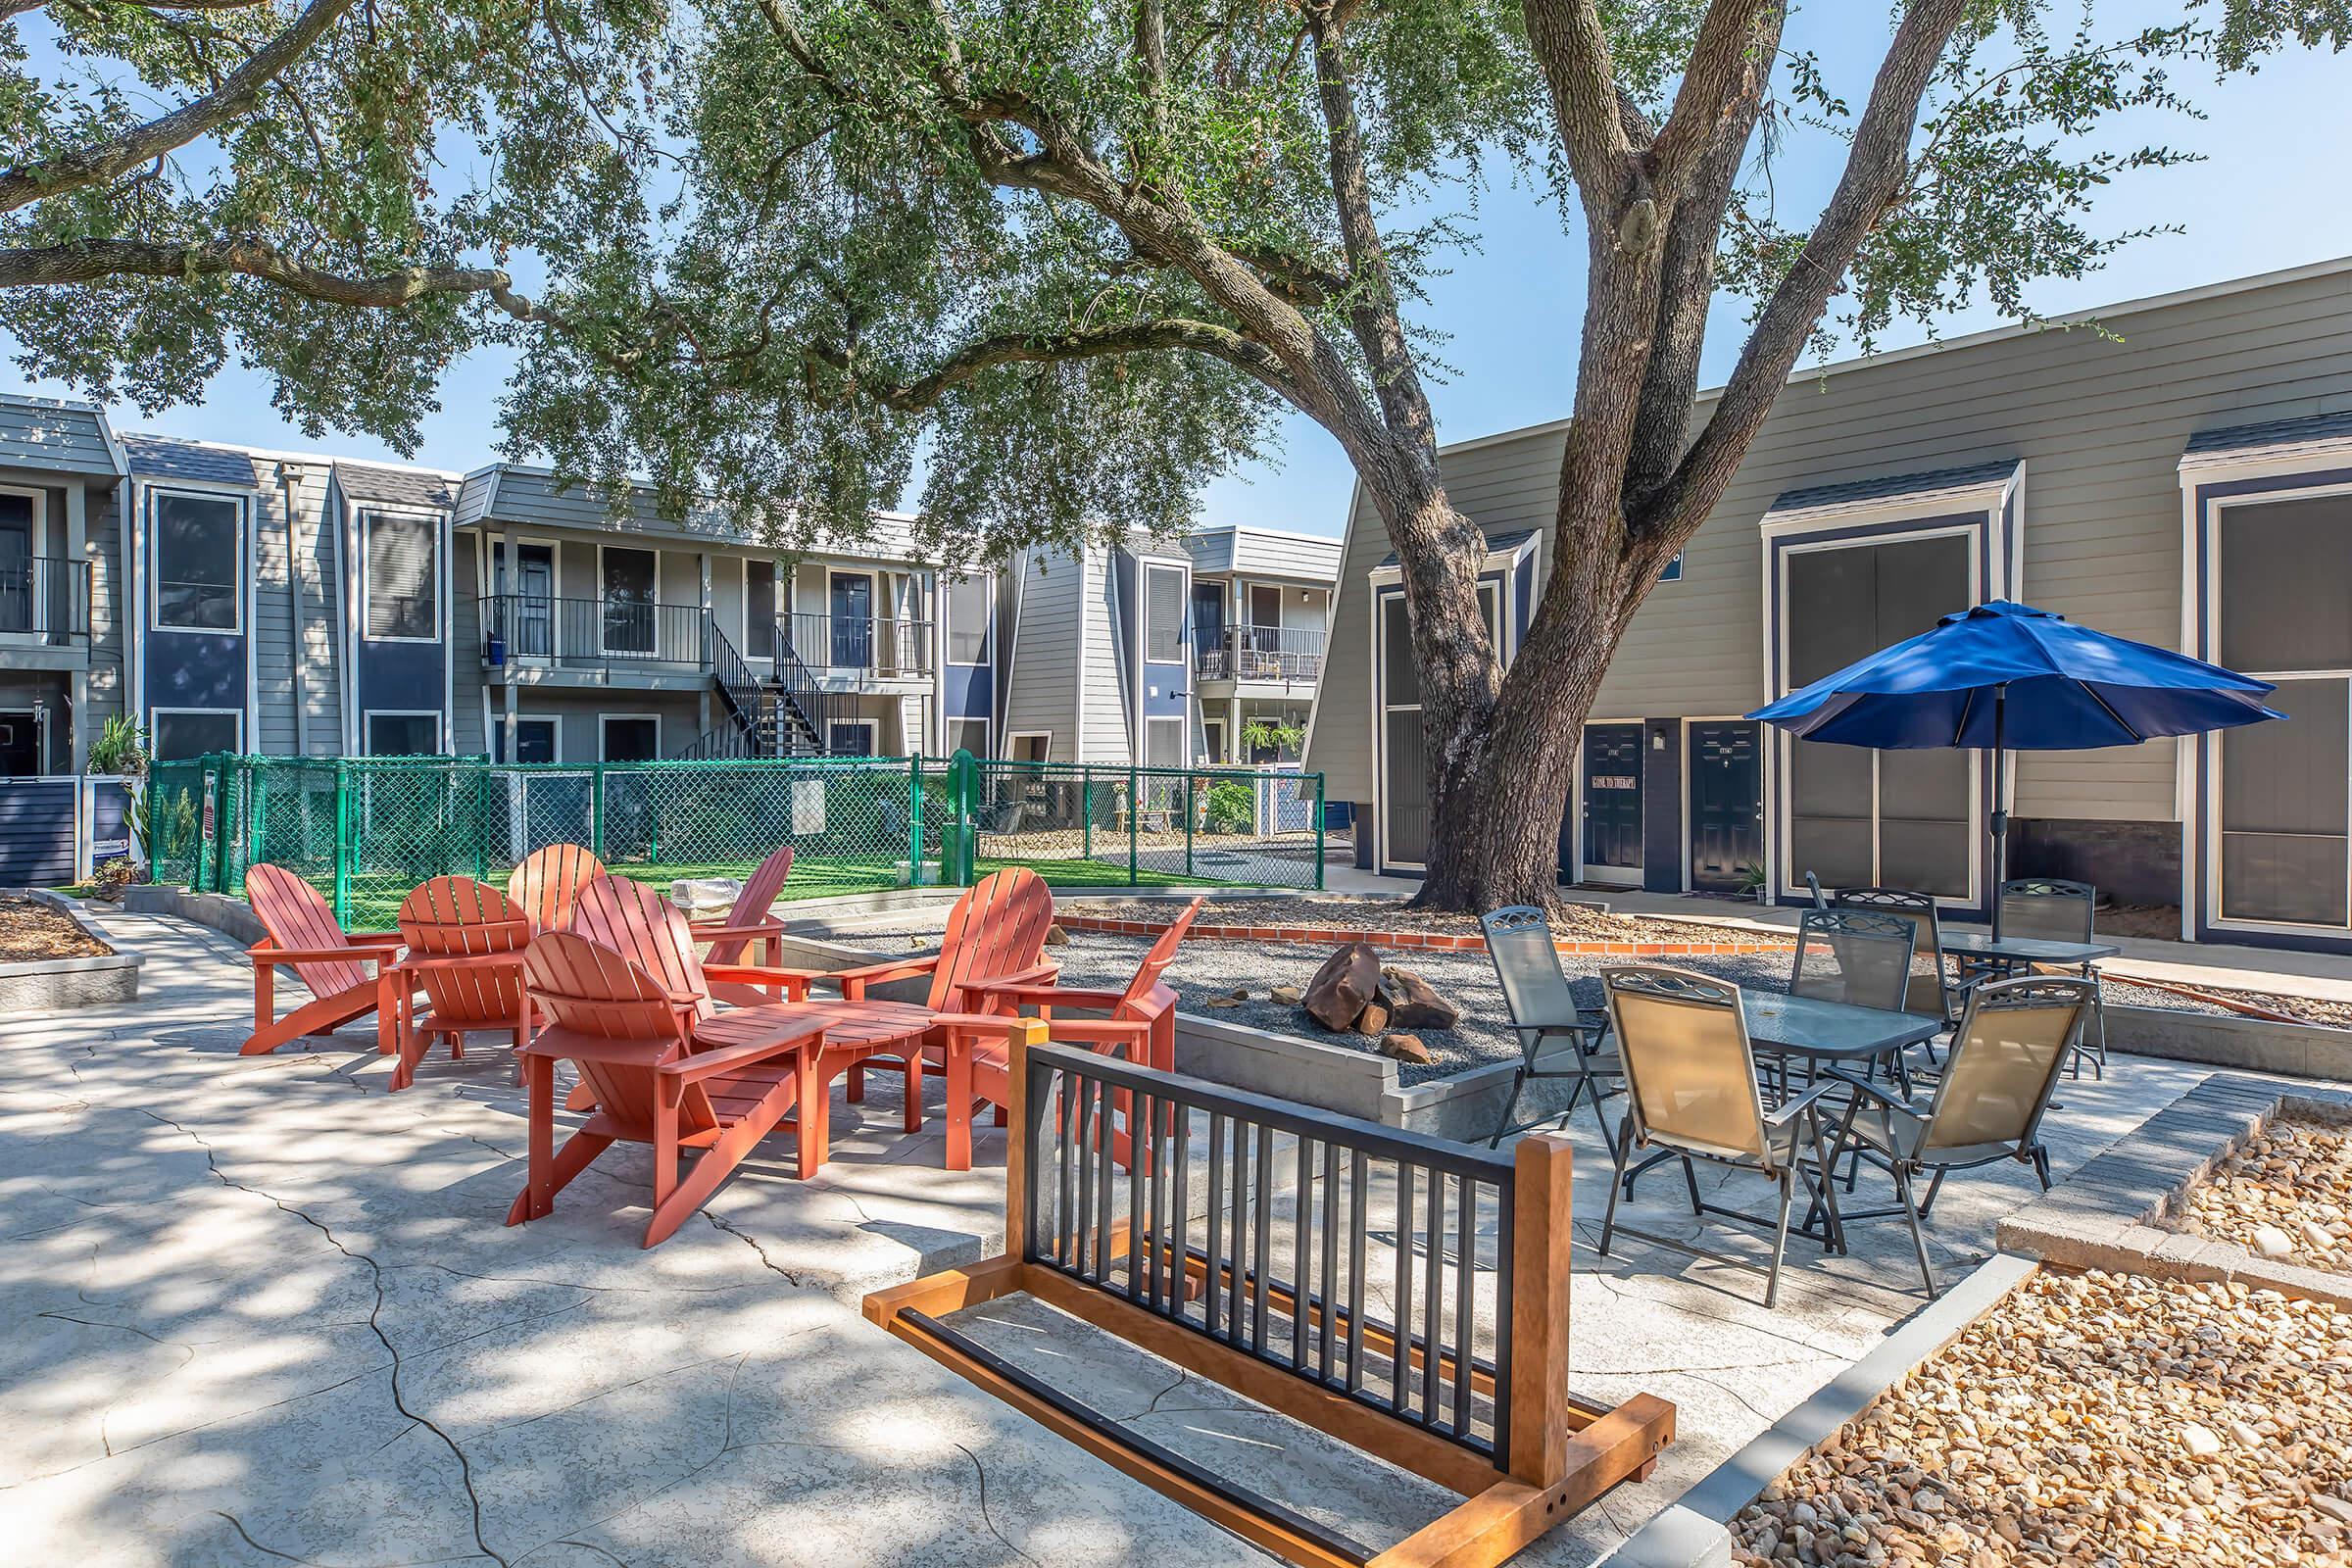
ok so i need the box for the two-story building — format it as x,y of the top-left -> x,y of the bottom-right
1306,254 -> 2352,952
997,524 -> 1339,767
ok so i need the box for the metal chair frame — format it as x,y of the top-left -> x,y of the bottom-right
1994,877 -> 2109,1079
1596,965 -> 1848,1308
1479,906 -> 1620,1152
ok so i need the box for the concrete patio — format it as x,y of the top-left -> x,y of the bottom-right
0,902 -> 2298,1566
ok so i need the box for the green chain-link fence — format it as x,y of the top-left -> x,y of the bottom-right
154,752 -> 1328,926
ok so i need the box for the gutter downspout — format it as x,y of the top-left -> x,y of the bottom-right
277,463 -> 311,756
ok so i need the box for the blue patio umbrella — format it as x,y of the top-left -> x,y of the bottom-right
1748,600 -> 2283,935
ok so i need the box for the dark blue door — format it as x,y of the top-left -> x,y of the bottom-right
1581,724 -> 1643,876
1689,720 -> 1761,893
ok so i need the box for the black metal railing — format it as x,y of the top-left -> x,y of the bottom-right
710,622 -> 770,751
480,594 -> 712,676
781,612 -> 932,677
0,558 -> 91,645
1019,1042 -> 1517,1465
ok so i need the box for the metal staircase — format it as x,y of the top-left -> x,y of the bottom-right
681,618 -> 835,760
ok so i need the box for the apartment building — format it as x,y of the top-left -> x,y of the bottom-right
0,400 -> 998,776
997,524 -> 1340,768
1306,255 -> 2352,953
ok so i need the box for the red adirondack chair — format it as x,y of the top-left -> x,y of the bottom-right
387,877 -> 534,1091
690,846 -> 795,968
936,896 -> 1205,1170
243,863 -> 405,1056
510,932 -> 827,1248
506,844 -> 606,932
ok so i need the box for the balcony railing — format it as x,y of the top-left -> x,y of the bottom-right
480,594 -> 711,676
780,612 -> 933,678
1199,623 -> 1323,684
0,558 -> 91,647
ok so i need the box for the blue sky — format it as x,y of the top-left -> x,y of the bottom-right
6,5 -> 2349,539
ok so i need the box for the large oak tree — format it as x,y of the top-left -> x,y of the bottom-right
2,0 -> 2344,906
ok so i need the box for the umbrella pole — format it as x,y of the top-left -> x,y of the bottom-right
1990,683 -> 2008,941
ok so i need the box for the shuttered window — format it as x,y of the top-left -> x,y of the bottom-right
366,513 -> 438,640
946,573 -> 990,663
1145,565 -> 1186,663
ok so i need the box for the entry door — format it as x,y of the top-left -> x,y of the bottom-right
510,544 -> 555,658
0,497 -> 30,635
1581,724 -> 1644,883
0,710 -> 36,776
830,573 -> 872,668
1689,720 -> 1762,893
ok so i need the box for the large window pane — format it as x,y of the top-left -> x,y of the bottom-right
746,562 -> 776,660
153,492 -> 241,631
1879,749 -> 1972,897
1145,566 -> 1186,663
1385,710 -> 1428,864
946,572 -> 989,662
1381,594 -> 1418,706
365,514 -> 438,640
1789,739 -> 1875,888
366,712 -> 440,756
153,710 -> 240,760
2220,495 -> 2352,674
603,548 -> 657,654
2222,676 -> 2349,925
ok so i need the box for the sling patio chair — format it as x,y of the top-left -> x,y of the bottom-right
1596,965 -> 1848,1308
1829,887 -> 1978,1061
1809,976 -> 2092,1298
940,895 -> 1207,1171
1996,878 -> 2110,1078
687,845 -> 796,970
1782,906 -> 1921,1094
506,843 -> 607,933
387,877 -> 535,1092
1480,905 -> 1620,1152
510,931 -> 828,1248
241,863 -> 406,1056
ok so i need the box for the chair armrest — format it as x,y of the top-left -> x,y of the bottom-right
700,963 -> 811,1001
347,930 -> 405,943
969,961 -> 1060,995
1764,1073 -> 1883,1131
250,942 -> 402,966
962,981 -> 1126,1013
827,955 -> 943,990
690,918 -> 787,943
396,952 -> 525,975
663,1027 -> 825,1083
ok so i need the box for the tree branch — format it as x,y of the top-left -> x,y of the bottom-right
1521,0 -> 1640,240
807,317 -> 1298,411
0,0 -> 269,15
1646,0 -> 1778,198
0,0 -> 355,215
0,235 -> 543,318
1656,0 -> 1967,537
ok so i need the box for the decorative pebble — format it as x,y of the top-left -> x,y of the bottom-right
2180,1119 -> 2352,1275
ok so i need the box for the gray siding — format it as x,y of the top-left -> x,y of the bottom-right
1000,548 -> 1083,760
85,488 -> 126,733
1183,525 -> 1343,584
1310,261 -> 2352,826
250,465 -> 300,756
1082,552 -> 1129,763
0,398 -> 120,478
451,537 -> 487,755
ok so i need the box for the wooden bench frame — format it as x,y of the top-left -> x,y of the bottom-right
865,1027 -> 1674,1568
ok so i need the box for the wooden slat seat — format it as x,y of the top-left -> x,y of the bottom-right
389,876 -> 534,1091
506,843 -> 607,933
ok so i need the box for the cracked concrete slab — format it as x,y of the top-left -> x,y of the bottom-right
0,902 -> 2302,1567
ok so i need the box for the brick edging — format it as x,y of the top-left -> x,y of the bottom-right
1054,910 -> 1791,957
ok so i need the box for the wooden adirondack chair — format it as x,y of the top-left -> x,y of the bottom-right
387,877 -> 534,1091
690,846 -> 795,967
936,896 -> 1205,1170
510,932 -> 827,1248
243,863 -> 405,1056
505,844 -> 606,932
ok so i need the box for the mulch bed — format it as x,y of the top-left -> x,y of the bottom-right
1060,894 -> 1775,948
0,896 -> 109,961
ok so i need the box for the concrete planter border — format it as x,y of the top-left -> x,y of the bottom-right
0,888 -> 141,1010
1996,1072 -> 2352,1308
2105,1003 -> 2352,1083
1614,1252 -> 2040,1568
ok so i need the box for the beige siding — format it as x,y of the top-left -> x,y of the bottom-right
1309,262 -> 2352,828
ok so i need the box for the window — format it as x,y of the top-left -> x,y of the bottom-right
365,513 -> 439,641
498,716 -> 559,765
1145,565 -> 1186,664
602,548 -> 658,656
151,490 -> 242,632
1379,590 -> 1426,866
1201,717 -> 1227,765
1146,715 -> 1186,769
601,715 -> 660,761
1782,532 -> 1974,898
946,573 -> 990,663
948,717 -> 990,758
152,709 -> 241,761
1008,732 -> 1051,763
366,711 -> 441,756
0,492 -> 34,636
746,561 -> 776,660
827,719 -> 876,757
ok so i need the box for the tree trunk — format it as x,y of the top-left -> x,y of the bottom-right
1411,503 -> 1636,912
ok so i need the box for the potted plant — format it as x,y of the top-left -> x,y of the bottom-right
1736,861 -> 1771,905
85,713 -> 151,886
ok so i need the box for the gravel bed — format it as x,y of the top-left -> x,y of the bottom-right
2180,1118 -> 2352,1273
1054,894 -> 1775,946
1731,1269 -> 2352,1568
0,895 -> 109,961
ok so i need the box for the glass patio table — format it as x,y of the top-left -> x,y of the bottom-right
1938,931 -> 2121,972
1738,991 -> 1944,1064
